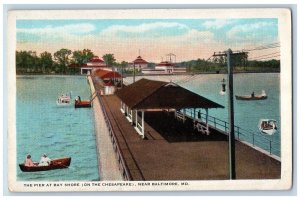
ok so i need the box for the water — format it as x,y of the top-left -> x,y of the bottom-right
124,73 -> 281,156
17,75 -> 100,181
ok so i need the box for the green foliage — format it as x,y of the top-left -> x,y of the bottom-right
16,49 -> 95,75
15,49 -> 280,75
54,48 -> 72,74
72,49 -> 94,65
182,56 -> 279,73
40,51 -> 53,73
103,54 -> 116,67
16,51 -> 40,73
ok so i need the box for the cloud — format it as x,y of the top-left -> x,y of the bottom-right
17,23 -> 95,36
17,21 -> 216,61
203,19 -> 236,29
226,21 -> 275,40
100,22 -> 189,37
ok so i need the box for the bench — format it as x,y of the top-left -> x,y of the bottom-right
175,111 -> 186,122
194,121 -> 210,135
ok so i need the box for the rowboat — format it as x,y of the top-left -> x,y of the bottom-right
258,119 -> 277,135
19,157 -> 71,172
75,96 -> 91,108
235,90 -> 267,100
75,100 -> 91,108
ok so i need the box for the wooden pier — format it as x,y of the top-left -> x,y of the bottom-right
93,80 -> 281,181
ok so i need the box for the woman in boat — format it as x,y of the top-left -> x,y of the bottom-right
38,154 -> 51,166
24,154 -> 35,167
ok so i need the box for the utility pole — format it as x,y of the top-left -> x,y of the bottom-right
133,63 -> 136,83
213,49 -> 247,180
226,49 -> 235,180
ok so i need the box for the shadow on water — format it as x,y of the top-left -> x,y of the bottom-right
144,112 -> 228,143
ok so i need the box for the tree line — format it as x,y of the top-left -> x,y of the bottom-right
16,49 -> 120,75
16,49 -> 280,75
180,55 -> 280,73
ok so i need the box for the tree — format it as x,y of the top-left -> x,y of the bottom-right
103,54 -> 116,67
72,49 -> 94,65
54,48 -> 72,74
40,51 -> 53,73
16,51 -> 29,69
16,51 -> 38,73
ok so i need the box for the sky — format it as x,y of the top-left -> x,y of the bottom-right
16,18 -> 279,63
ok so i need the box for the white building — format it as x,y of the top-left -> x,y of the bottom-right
128,56 -> 148,71
80,56 -> 107,75
142,61 -> 186,74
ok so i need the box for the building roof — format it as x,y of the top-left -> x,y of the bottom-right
68,63 -> 81,68
157,61 -> 174,67
90,56 -> 104,63
115,78 -> 224,110
93,69 -> 122,79
133,56 -> 148,64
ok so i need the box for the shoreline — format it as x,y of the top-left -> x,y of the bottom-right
87,75 -> 123,181
16,71 -> 280,76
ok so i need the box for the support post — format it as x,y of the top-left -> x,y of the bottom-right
227,49 -> 236,180
135,110 -> 138,127
142,111 -> 145,138
205,108 -> 209,128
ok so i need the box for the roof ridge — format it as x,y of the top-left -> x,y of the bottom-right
132,80 -> 166,109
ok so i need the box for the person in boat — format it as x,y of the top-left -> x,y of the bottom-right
251,92 -> 255,97
38,154 -> 51,166
24,154 -> 35,167
75,96 -> 81,103
261,121 -> 273,130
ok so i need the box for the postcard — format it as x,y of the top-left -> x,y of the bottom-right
7,8 -> 292,192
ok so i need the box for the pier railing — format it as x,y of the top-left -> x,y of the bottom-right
97,93 -> 132,181
184,109 -> 280,158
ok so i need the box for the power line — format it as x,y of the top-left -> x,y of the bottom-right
248,52 -> 280,60
175,55 -> 215,84
248,54 -> 280,61
242,42 -> 280,52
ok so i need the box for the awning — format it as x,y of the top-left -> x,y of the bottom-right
115,78 -> 224,110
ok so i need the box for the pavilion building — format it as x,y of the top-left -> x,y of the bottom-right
115,78 -> 224,138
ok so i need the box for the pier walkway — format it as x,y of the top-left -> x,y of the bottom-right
97,93 -> 280,180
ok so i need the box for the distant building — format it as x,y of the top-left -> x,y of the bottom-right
80,56 -> 107,75
128,56 -> 148,71
142,61 -> 186,74
93,69 -> 122,95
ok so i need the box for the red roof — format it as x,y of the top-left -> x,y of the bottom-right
90,56 -> 104,63
68,63 -> 81,68
133,56 -> 148,64
82,65 -> 107,68
93,69 -> 122,79
157,61 -> 174,67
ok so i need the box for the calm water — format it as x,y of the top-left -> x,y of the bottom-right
17,75 -> 99,181
124,73 -> 281,156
